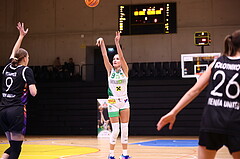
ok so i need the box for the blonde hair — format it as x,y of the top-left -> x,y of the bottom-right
11,48 -> 28,66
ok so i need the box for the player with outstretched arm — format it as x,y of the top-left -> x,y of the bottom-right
0,22 -> 37,159
96,31 -> 131,159
157,30 -> 240,159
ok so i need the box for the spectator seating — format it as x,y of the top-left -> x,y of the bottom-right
139,62 -> 147,78
145,62 -> 155,78
128,61 -> 181,80
0,61 -> 182,82
153,62 -> 162,78
130,63 -> 140,78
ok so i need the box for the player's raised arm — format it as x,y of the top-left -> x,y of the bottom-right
10,22 -> 29,59
114,31 -> 129,77
96,37 -> 112,76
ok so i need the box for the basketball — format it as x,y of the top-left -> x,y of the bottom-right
85,0 -> 100,8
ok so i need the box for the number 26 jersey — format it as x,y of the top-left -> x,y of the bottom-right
201,55 -> 240,136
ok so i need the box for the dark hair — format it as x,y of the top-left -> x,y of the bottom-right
11,48 -> 28,66
223,30 -> 240,56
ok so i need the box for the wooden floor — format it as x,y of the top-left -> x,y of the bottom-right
0,136 -> 232,159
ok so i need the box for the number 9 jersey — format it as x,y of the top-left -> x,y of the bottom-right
1,63 -> 36,108
201,55 -> 240,136
108,68 -> 128,98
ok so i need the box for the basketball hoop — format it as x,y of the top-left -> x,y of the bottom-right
181,53 -> 221,79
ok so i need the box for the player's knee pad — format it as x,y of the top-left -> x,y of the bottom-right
110,123 -> 120,145
4,147 -> 11,154
10,140 -> 22,152
121,123 -> 128,144
9,140 -> 23,159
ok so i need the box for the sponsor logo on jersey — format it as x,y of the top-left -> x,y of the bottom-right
215,62 -> 240,71
110,79 -> 125,84
108,99 -> 116,104
208,97 -> 240,110
116,86 -> 121,91
2,93 -> 16,98
5,72 -> 17,77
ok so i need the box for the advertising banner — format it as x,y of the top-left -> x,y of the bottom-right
97,99 -> 111,137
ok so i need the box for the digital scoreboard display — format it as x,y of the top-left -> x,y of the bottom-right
194,31 -> 211,46
119,3 -> 177,35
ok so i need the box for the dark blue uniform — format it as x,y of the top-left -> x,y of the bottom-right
0,63 -> 36,134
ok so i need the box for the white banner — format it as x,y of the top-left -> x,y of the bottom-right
97,99 -> 111,137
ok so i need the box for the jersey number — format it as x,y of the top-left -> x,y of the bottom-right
210,70 -> 240,99
5,77 -> 13,92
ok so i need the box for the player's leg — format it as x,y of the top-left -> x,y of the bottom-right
5,106 -> 25,159
3,131 -> 24,159
198,132 -> 224,159
109,116 -> 120,159
119,108 -> 130,159
198,146 -> 217,159
227,135 -> 240,159
8,139 -> 23,159
0,132 -> 23,159
107,100 -> 120,159
0,132 -> 11,159
0,153 -> 10,159
0,110 -> 11,159
0,135 -> 23,159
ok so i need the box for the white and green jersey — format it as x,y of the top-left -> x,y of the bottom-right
108,68 -> 128,98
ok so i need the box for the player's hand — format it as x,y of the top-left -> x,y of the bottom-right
156,112 -> 176,131
17,22 -> 28,37
115,31 -> 120,44
96,37 -> 103,47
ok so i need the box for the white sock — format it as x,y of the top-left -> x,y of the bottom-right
122,149 -> 128,156
109,150 -> 114,156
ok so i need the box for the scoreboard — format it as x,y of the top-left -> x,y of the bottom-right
119,3 -> 177,35
194,31 -> 211,46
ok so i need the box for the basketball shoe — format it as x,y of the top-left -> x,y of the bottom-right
119,154 -> 131,159
108,155 -> 116,159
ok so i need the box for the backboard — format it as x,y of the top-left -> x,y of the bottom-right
181,53 -> 221,79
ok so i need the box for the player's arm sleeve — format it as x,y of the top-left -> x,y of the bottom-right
24,67 -> 36,85
2,63 -> 11,75
24,68 -> 37,96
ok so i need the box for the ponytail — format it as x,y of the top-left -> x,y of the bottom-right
223,35 -> 234,56
11,57 -> 19,66
223,30 -> 240,56
11,48 -> 28,66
